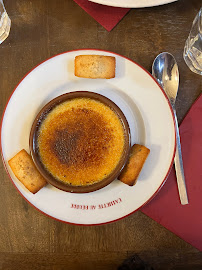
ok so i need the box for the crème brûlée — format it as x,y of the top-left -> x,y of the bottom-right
37,98 -> 125,186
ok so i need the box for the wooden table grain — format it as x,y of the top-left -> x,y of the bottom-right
0,0 -> 201,269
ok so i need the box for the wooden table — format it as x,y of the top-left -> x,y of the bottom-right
0,0 -> 201,269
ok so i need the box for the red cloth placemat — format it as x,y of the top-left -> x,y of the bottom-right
73,0 -> 130,31
142,94 -> 202,251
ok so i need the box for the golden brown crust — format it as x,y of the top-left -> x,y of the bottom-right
37,98 -> 125,186
118,144 -> 150,186
74,55 -> 115,79
8,149 -> 47,194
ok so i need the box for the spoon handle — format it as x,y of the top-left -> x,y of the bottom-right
173,109 -> 189,205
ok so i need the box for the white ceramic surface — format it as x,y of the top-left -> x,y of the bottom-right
1,49 -> 176,225
89,0 -> 177,8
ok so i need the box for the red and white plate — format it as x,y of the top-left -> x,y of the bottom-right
1,49 -> 176,225
88,0 -> 177,8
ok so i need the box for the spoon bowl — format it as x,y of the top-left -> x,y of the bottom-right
152,52 -> 179,106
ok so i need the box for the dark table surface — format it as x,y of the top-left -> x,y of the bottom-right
0,0 -> 201,269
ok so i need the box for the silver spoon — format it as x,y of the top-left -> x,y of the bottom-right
152,52 -> 189,205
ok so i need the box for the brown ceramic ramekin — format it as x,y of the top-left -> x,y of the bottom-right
29,91 -> 131,193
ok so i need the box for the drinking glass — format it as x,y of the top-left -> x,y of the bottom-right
0,0 -> 11,44
183,8 -> 202,75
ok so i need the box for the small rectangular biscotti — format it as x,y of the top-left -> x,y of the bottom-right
74,55 -> 116,79
8,149 -> 47,194
118,144 -> 150,186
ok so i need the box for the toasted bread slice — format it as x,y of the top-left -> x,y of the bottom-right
8,149 -> 47,194
74,55 -> 115,79
118,144 -> 150,186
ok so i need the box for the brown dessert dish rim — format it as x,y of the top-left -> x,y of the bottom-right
29,91 -> 131,193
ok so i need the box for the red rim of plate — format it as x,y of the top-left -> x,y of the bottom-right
0,49 -> 177,226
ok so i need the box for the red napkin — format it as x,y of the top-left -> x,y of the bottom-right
142,94 -> 202,251
73,0 -> 130,31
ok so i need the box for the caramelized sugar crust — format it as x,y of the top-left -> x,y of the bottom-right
37,98 -> 125,186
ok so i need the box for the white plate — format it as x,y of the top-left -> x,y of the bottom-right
89,0 -> 177,8
1,49 -> 176,225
